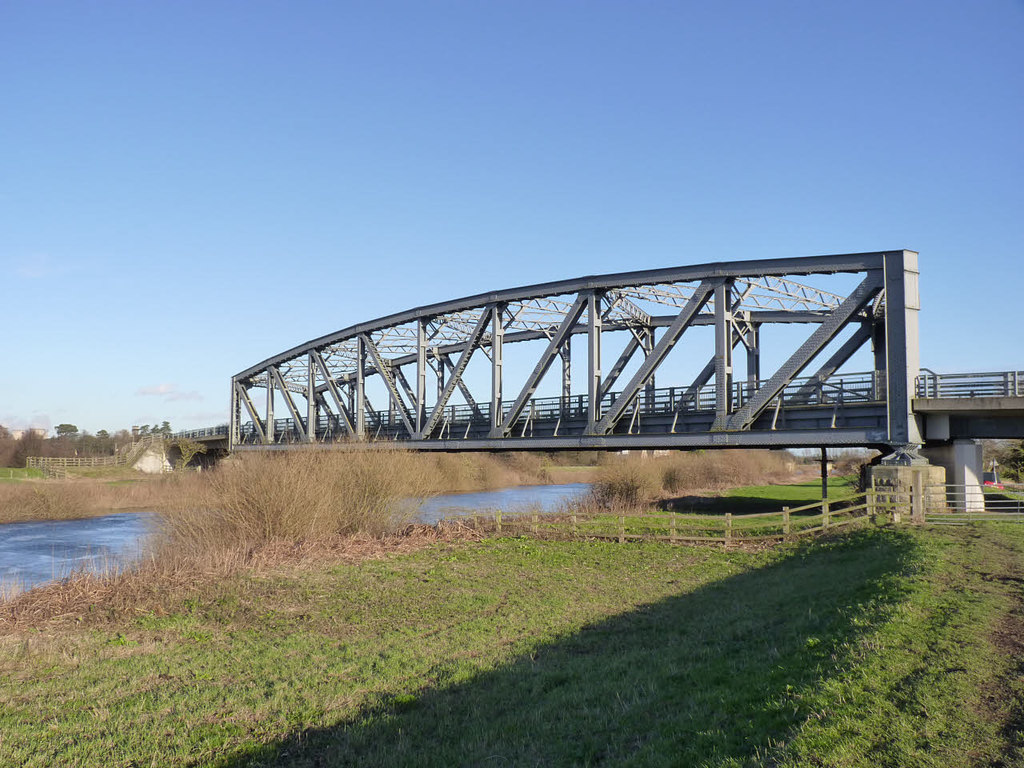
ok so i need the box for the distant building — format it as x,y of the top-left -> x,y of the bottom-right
9,428 -> 48,440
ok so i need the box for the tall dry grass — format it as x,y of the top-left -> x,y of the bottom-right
0,474 -> 208,524
590,450 -> 792,509
161,448 -> 435,555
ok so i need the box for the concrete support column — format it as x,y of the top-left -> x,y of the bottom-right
922,439 -> 985,513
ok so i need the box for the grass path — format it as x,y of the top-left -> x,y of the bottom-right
1,522 -> 1022,766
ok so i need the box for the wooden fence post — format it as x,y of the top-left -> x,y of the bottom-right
571,512 -> 577,538
783,506 -> 790,537
532,513 -> 539,534
670,512 -> 677,544
618,515 -> 625,544
496,511 -> 502,534
822,498 -> 830,529
725,513 -> 732,546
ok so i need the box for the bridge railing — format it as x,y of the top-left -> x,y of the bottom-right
236,371 -> 883,444
916,370 -> 1024,399
171,425 -> 229,440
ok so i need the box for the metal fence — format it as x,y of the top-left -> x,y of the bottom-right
923,483 -> 1024,524
916,369 -> 1024,399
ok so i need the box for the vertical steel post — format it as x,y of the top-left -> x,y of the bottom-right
883,251 -> 922,445
560,341 -> 571,417
416,318 -> 427,433
587,291 -> 602,428
713,280 -> 733,429
434,355 -> 445,403
265,368 -> 276,444
491,303 -> 504,430
229,379 -> 240,450
306,353 -> 317,443
745,322 -> 760,394
355,337 -> 366,438
642,327 -> 655,413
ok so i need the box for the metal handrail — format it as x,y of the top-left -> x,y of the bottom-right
915,370 -> 1023,398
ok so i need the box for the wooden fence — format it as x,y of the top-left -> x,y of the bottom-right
25,435 -> 164,478
444,490 -> 903,546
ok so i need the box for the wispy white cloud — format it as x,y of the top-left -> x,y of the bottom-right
14,254 -> 73,280
136,384 -> 204,402
0,412 -> 52,431
183,410 -> 228,423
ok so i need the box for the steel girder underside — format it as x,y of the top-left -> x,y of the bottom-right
231,251 -> 922,452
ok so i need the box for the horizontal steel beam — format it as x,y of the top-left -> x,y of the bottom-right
235,426 -> 890,452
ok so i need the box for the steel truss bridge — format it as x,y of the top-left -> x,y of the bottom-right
228,250 -> 974,454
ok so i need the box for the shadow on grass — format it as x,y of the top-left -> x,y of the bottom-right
212,529 -> 917,768
663,494 -> 844,516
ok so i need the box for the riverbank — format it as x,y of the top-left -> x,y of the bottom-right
0,450 -> 602,526
1,522 -> 1021,766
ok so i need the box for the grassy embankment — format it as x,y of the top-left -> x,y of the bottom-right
9,451 -> 1019,764
1,519 -> 1022,766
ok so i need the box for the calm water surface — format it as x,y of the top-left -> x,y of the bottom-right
1,483 -> 591,594
415,483 -> 590,524
0,512 -> 157,593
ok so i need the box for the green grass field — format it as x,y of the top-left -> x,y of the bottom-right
1,521 -> 1022,767
0,467 -> 44,482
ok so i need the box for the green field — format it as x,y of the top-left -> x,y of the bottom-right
1,520 -> 1022,767
0,467 -> 44,482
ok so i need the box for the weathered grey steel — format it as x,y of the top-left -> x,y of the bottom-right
233,253 -> 876,382
269,366 -> 306,441
310,350 -> 355,434
490,304 -> 504,430
421,308 -> 491,439
883,251 -> 922,446
492,294 -> 589,439
725,272 -> 884,432
230,250 -> 923,452
587,291 -> 602,429
595,280 -> 715,434
361,334 -> 416,439
713,280 -> 734,430
791,323 -> 873,404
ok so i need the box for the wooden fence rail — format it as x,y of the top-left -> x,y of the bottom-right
443,492 -> 892,546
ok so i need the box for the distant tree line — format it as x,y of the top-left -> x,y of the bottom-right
0,421 -> 175,468
989,440 -> 1024,482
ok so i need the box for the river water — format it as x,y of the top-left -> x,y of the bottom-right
0,483 -> 590,595
415,482 -> 589,524
0,512 -> 158,595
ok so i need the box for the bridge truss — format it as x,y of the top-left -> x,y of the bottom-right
231,251 -> 922,452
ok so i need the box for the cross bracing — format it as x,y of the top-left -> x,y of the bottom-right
231,251 -> 922,452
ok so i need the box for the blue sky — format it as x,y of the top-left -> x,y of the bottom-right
1,1 -> 1021,434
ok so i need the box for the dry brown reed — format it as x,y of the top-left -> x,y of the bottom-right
160,448 -> 436,555
0,474 -> 207,524
590,450 -> 792,509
